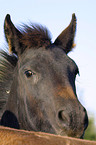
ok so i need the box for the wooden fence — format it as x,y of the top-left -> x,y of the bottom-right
0,126 -> 96,145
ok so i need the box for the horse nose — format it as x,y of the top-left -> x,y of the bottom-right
57,108 -> 88,131
83,108 -> 88,130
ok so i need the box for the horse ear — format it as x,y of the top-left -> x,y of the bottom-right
54,13 -> 76,54
4,14 -> 23,56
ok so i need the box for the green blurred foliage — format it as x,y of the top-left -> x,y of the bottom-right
84,115 -> 96,141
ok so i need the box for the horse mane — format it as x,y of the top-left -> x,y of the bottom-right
0,50 -> 17,117
0,23 -> 52,117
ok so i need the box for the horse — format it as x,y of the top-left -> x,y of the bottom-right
0,13 -> 88,138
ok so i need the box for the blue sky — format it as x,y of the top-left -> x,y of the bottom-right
0,0 -> 96,120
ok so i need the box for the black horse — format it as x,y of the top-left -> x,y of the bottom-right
0,14 -> 88,138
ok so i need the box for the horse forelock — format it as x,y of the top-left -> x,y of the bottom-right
19,24 -> 52,49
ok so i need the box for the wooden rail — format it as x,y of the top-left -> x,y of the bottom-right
0,126 -> 96,145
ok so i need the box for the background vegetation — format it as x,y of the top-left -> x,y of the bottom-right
84,115 -> 96,141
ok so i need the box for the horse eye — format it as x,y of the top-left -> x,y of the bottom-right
24,70 -> 34,78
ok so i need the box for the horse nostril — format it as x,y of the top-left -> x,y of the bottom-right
58,111 -> 64,121
58,111 -> 69,124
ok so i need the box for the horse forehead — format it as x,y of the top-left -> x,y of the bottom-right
20,47 -> 76,70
